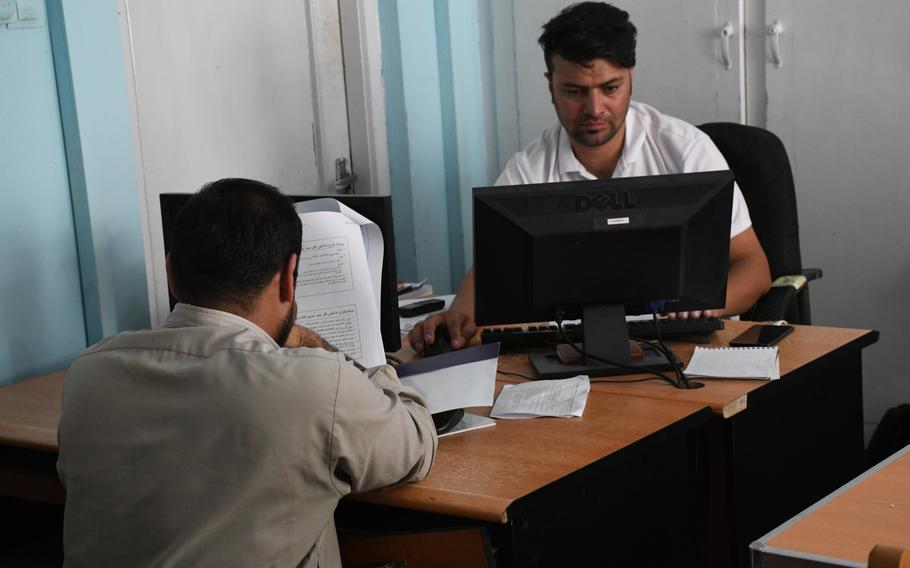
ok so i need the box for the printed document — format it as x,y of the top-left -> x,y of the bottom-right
491,375 -> 590,419
293,199 -> 385,368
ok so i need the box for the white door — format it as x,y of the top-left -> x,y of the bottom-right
119,0 -> 353,326
764,0 -> 910,433
493,0 -> 743,168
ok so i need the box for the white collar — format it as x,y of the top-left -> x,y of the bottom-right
165,303 -> 279,348
619,102 -> 644,170
556,126 -> 597,179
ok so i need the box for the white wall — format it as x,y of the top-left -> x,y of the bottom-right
763,0 -> 910,440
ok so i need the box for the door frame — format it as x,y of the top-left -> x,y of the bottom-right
117,0 -> 391,326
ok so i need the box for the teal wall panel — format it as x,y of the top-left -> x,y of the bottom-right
0,8 -> 87,384
1,0 -> 148,385
444,0 -> 496,270
378,0 -> 417,281
48,0 -> 149,342
379,0 -> 496,293
381,0 -> 453,292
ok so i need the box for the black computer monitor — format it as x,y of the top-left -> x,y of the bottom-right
473,170 -> 733,379
160,193 -> 402,353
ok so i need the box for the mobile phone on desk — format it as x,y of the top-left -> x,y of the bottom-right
729,324 -> 794,347
399,298 -> 446,318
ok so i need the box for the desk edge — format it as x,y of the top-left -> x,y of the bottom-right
751,444 -> 910,552
750,543 -> 865,568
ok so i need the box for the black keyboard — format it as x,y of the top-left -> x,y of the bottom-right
481,317 -> 724,349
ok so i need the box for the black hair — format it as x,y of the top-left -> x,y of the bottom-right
169,178 -> 302,309
539,2 -> 637,72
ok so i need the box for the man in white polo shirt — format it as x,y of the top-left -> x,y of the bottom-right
409,2 -> 770,353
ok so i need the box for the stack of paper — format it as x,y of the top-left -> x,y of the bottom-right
684,346 -> 780,381
293,199 -> 385,367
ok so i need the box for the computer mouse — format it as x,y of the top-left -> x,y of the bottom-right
432,408 -> 465,434
423,326 -> 453,357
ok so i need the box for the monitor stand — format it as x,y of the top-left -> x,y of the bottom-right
529,304 -> 678,380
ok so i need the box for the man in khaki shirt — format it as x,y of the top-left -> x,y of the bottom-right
57,178 -> 437,567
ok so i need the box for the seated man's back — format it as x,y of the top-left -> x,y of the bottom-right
57,179 -> 437,567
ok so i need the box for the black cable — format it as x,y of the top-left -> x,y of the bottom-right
498,366 -> 671,385
590,375 -> 676,385
554,316 -> 683,389
497,369 -> 538,381
639,338 -> 687,387
647,310 -> 690,388
662,315 -> 698,388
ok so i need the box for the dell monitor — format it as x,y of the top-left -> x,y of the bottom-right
473,170 -> 734,379
160,193 -> 402,353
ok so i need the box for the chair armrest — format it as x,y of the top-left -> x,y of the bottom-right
770,268 -> 823,292
801,268 -> 823,281
750,285 -> 797,322
751,269 -> 821,323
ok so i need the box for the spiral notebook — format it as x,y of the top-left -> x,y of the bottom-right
684,346 -> 780,381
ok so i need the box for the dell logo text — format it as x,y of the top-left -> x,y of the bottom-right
574,191 -> 636,212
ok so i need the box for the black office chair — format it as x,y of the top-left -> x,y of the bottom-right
699,122 -> 822,324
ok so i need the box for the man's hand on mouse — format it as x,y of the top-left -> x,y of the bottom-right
408,309 -> 476,353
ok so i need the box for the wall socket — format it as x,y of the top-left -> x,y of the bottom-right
0,0 -> 17,26
1,0 -> 44,29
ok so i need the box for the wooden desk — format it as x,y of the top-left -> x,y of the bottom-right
0,321 -> 878,567
496,320 -> 879,568
342,389 -> 712,566
497,321 -> 874,418
752,443 -> 910,567
352,388 -> 706,522
0,370 -> 62,452
1,368 -> 711,566
0,370 -> 64,504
